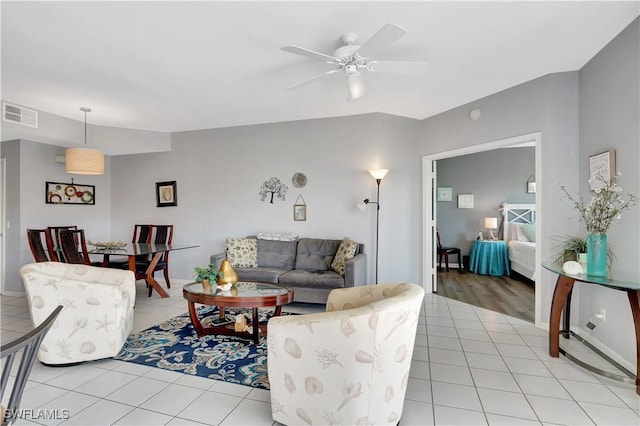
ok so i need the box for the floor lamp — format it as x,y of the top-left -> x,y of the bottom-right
358,169 -> 389,284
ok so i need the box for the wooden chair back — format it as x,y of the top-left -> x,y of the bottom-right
47,226 -> 78,262
58,229 -> 91,264
132,224 -> 152,244
26,229 -> 54,262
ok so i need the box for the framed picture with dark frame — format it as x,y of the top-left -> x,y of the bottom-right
156,181 -> 177,207
45,181 -> 95,205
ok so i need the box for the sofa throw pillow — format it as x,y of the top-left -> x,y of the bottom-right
226,238 -> 258,268
522,223 -> 536,243
330,237 -> 358,277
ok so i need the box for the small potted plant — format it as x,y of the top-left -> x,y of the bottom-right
193,264 -> 220,292
552,235 -> 614,268
552,235 -> 587,265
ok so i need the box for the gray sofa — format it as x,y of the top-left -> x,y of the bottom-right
211,237 -> 366,304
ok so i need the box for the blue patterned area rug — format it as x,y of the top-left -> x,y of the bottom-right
114,306 -> 285,390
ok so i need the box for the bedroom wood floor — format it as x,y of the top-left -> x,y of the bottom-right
436,270 -> 535,323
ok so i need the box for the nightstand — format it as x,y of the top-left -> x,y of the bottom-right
469,240 -> 510,276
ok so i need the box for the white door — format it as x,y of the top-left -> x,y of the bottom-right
0,159 -> 5,293
422,157 -> 437,293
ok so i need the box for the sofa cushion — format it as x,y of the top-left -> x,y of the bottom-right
257,239 -> 297,269
278,269 -> 345,289
226,237 -> 258,268
294,238 -> 341,271
330,237 -> 358,277
234,266 -> 283,284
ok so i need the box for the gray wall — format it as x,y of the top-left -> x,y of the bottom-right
437,147 -> 535,254
576,17 -> 639,365
109,113 -> 422,283
0,139 -> 113,293
1,140 -> 21,293
420,71 -> 581,339
1,109 -> 171,155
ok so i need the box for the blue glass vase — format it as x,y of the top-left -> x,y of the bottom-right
587,233 -> 607,277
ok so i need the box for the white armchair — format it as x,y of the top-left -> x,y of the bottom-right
267,283 -> 424,425
19,262 -> 136,365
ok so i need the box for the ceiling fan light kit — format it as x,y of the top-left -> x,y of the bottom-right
282,23 -> 428,100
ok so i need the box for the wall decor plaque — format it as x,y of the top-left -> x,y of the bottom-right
46,181 -> 95,205
156,181 -> 178,207
589,149 -> 616,191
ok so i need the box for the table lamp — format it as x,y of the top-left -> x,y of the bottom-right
484,217 -> 498,240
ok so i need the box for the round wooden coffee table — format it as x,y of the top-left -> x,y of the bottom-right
182,281 -> 294,344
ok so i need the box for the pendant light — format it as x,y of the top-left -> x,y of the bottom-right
66,107 -> 104,175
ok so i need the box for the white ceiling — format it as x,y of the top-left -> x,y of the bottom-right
2,1 -> 638,134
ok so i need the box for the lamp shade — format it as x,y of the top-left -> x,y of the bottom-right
369,169 -> 389,180
484,217 -> 498,229
65,148 -> 104,175
347,72 -> 365,100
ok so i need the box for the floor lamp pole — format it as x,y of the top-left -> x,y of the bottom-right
374,178 -> 381,284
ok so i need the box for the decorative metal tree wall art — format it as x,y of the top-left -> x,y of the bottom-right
259,177 -> 288,203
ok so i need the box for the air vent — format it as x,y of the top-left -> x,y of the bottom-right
3,102 -> 38,128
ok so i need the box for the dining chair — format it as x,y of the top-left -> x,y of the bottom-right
105,224 -> 153,269
58,229 -> 101,265
133,224 -> 174,295
47,225 -> 78,262
26,228 -> 55,262
437,229 -> 462,272
1,305 -> 62,426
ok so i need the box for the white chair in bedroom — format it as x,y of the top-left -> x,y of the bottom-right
19,262 -> 135,365
267,283 -> 424,426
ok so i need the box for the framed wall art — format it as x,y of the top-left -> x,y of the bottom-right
457,194 -> 474,209
589,149 -> 616,191
437,187 -> 452,202
156,181 -> 177,207
293,194 -> 306,221
46,181 -> 95,205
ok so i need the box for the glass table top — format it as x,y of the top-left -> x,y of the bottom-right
184,281 -> 291,297
89,243 -> 197,256
542,261 -> 640,291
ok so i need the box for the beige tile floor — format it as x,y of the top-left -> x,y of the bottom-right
2,279 -> 639,425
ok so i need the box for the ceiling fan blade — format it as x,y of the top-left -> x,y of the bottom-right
355,23 -> 406,58
367,60 -> 429,74
281,45 -> 338,62
286,69 -> 341,91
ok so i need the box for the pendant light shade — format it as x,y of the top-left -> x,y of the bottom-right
65,147 -> 104,175
66,107 -> 104,175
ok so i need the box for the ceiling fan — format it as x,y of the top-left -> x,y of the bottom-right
281,23 -> 428,100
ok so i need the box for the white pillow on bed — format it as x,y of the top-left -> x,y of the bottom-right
512,223 -> 531,242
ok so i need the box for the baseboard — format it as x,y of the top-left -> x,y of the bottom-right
569,326 -> 636,375
1,290 -> 26,297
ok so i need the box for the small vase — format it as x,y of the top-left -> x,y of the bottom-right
217,259 -> 239,286
578,253 -> 587,271
587,233 -> 607,277
201,278 -> 212,292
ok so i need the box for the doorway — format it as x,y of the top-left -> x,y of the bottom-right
422,132 -> 543,326
0,158 -> 5,294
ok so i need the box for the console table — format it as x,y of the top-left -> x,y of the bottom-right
469,240 -> 510,276
543,261 -> 640,395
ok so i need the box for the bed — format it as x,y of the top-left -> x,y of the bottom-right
502,203 -> 536,281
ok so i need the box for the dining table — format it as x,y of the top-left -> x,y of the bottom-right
89,243 -> 198,298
